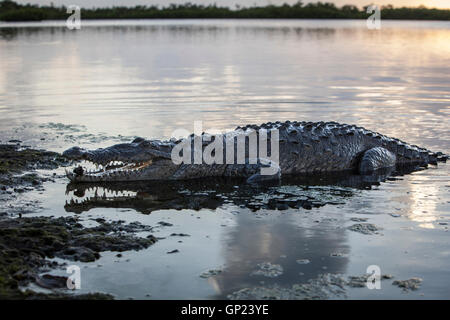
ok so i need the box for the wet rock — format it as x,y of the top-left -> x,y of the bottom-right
35,274 -> 68,289
251,262 -> 284,278
167,249 -> 179,254
350,217 -> 368,222
170,233 -> 190,237
347,274 -> 394,288
200,269 -> 223,278
330,252 -> 347,258
347,275 -> 369,288
276,203 -> 289,211
296,259 -> 310,265
60,247 -> 99,262
348,223 -> 380,235
300,201 -> 313,210
158,221 -> 173,227
392,278 -> 422,291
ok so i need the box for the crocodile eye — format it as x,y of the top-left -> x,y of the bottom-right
139,140 -> 152,147
132,137 -> 145,143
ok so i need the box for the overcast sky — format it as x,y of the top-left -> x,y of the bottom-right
14,0 -> 450,9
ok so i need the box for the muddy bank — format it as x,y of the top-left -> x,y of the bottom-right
0,143 -> 158,299
0,143 -> 68,192
0,143 -> 67,175
0,215 -> 157,299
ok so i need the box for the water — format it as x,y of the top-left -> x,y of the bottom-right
0,19 -> 449,299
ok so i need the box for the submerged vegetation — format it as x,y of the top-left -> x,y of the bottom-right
0,0 -> 449,22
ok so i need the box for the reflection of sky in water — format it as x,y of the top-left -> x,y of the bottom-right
0,20 -> 449,299
0,20 -> 449,149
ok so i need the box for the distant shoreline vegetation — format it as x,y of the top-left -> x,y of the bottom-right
0,0 -> 449,22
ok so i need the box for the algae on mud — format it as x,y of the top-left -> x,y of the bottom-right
0,144 -> 67,175
0,215 -> 157,299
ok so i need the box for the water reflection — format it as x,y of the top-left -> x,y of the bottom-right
64,168 -> 402,214
211,212 -> 350,298
65,171 -> 391,297
0,20 -> 449,151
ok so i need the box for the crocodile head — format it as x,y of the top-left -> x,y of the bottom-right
63,137 -> 178,182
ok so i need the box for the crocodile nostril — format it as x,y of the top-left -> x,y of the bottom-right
73,166 -> 84,176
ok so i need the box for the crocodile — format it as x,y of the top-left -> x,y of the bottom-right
63,121 -> 448,183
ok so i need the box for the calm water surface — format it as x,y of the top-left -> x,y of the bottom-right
0,19 -> 449,299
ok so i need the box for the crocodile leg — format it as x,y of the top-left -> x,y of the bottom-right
245,159 -> 281,184
220,158 -> 281,184
359,147 -> 397,174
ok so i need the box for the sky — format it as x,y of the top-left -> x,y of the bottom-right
13,0 -> 450,9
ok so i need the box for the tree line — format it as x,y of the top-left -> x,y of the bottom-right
0,0 -> 449,22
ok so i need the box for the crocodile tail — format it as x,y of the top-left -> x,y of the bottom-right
391,139 -> 448,165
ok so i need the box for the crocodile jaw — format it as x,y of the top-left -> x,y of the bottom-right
65,158 -> 180,182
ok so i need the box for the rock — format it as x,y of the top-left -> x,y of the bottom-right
330,252 -> 347,257
347,274 -> 394,287
276,203 -> 289,211
348,223 -> 380,235
170,233 -> 190,237
350,217 -> 368,222
167,249 -> 179,254
302,202 -> 313,210
35,274 -> 68,289
250,262 -> 284,278
200,269 -> 223,278
61,247 -> 99,262
296,259 -> 310,264
347,275 -> 369,288
392,278 -> 422,291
